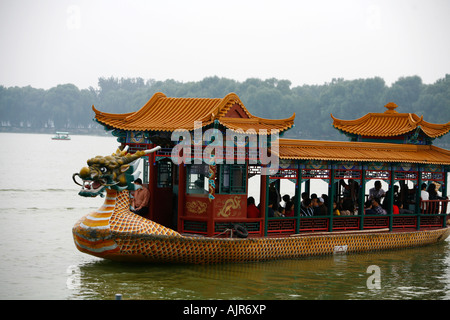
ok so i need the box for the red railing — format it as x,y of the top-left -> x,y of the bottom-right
363,216 -> 389,229
420,200 -> 449,214
180,202 -> 448,236
265,205 -> 448,234
392,216 -> 417,229
214,218 -> 263,236
332,216 -> 360,231
267,218 -> 296,234
420,215 -> 444,228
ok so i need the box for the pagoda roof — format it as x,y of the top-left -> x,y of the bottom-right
93,92 -> 295,134
331,102 -> 450,139
277,138 -> 450,165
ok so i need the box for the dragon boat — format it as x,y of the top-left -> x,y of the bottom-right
72,93 -> 450,263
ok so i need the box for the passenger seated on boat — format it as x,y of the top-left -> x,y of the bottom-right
269,182 -> 281,211
316,197 -> 328,216
194,179 -> 207,193
393,202 -> 399,214
267,203 -> 275,218
284,201 -> 294,217
369,181 -> 386,200
311,194 -> 319,215
333,201 -> 341,216
275,206 -> 285,217
282,194 -> 290,207
400,182 -> 414,209
426,183 -> 438,213
421,183 -> 429,199
301,192 -> 309,205
382,185 -> 399,210
131,178 -> 150,217
273,194 -> 291,217
393,185 -> 400,202
341,179 -> 359,203
420,183 -> 429,213
365,198 -> 387,215
247,197 -> 260,218
394,200 -> 414,214
321,194 -> 329,208
340,198 -> 355,216
300,198 -> 313,216
427,183 -> 447,213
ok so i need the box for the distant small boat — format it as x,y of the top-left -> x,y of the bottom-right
52,132 -> 71,140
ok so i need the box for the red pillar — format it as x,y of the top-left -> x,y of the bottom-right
148,149 -> 157,220
260,172 -> 267,236
177,164 -> 186,233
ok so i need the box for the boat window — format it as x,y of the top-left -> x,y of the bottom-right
157,160 -> 172,188
186,164 -> 209,194
137,156 -> 149,184
219,164 -> 246,194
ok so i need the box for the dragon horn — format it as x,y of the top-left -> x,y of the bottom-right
122,145 -> 129,154
144,146 -> 161,155
115,145 -> 129,156
120,146 -> 161,165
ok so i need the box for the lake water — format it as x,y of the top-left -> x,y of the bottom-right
0,132 -> 449,301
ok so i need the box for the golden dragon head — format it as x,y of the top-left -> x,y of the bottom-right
72,145 -> 160,197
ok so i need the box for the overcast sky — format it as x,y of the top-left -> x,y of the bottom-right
1,0 -> 449,90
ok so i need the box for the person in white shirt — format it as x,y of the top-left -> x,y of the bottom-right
420,183 -> 429,201
369,181 -> 385,200
420,183 -> 429,213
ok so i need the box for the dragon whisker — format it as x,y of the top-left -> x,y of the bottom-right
72,173 -> 84,186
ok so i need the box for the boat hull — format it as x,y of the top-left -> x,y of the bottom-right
72,190 -> 450,264
74,221 -> 450,264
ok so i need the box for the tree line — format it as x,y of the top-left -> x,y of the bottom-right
1,74 -> 449,146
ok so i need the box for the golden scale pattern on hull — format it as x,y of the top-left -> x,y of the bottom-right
72,189 -> 180,258
73,190 -> 450,264
106,227 -> 450,264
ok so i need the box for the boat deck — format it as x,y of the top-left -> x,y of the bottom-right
182,225 -> 449,240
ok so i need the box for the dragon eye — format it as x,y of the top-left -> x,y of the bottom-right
99,167 -> 107,173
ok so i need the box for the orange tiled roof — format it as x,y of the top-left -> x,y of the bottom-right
93,92 -> 295,134
331,102 -> 450,138
278,138 -> 450,165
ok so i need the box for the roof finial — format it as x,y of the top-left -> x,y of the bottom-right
384,102 -> 398,113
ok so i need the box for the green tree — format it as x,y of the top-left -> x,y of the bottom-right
0,74 -> 449,148
382,75 -> 423,110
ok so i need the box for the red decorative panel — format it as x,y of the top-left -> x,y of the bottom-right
420,216 -> 443,228
392,216 -> 417,229
363,216 -> 389,229
185,196 -> 209,217
332,217 -> 360,230
213,194 -> 246,219
267,219 -> 296,234
299,218 -> 329,232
